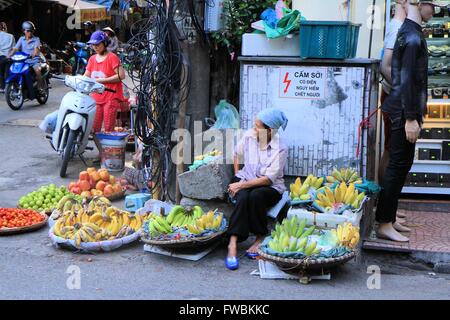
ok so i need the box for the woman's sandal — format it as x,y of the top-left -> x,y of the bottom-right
225,256 -> 239,270
245,252 -> 260,260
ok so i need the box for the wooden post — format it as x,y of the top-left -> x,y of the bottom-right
175,41 -> 190,204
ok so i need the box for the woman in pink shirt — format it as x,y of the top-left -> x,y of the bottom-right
84,31 -> 125,154
226,108 -> 288,270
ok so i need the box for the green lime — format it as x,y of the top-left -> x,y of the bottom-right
36,200 -> 43,206
29,201 -> 35,206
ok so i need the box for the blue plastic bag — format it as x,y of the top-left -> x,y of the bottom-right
212,100 -> 240,130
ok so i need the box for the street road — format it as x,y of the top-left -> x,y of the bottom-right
0,81 -> 449,300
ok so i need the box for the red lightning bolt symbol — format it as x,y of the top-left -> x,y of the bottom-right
283,72 -> 291,93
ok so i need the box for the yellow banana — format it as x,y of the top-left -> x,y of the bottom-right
109,216 -> 121,236
324,187 -> 335,204
122,213 -> 130,226
344,184 -> 355,204
133,214 -> 143,231
53,219 -> 64,236
84,223 -> 102,233
89,212 -> 103,225
74,232 -> 82,247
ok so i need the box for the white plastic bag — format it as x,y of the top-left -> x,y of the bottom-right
39,110 -> 58,134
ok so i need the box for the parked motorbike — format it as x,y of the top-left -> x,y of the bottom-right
55,41 -> 92,75
47,75 -> 115,177
5,52 -> 50,110
71,42 -> 91,75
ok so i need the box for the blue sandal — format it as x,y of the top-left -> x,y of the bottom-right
245,252 -> 260,260
225,256 -> 239,270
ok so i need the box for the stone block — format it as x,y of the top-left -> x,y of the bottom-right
178,159 -> 234,200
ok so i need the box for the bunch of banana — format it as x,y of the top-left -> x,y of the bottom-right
330,223 -> 360,249
148,215 -> 173,237
166,205 -> 204,227
271,216 -> 316,240
52,198 -> 145,246
315,183 -> 366,211
326,168 -> 363,185
290,175 -> 324,201
187,210 -> 223,235
266,217 -> 321,256
194,149 -> 222,161
268,234 -> 321,256
56,194 -> 83,213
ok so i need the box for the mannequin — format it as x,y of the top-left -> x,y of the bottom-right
376,0 -> 435,242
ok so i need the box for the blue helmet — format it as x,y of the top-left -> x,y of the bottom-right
87,31 -> 109,45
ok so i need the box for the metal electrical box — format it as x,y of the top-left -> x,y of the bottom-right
239,57 -> 380,179
204,0 -> 224,32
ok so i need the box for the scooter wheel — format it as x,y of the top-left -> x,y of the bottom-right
5,82 -> 24,110
60,129 -> 79,178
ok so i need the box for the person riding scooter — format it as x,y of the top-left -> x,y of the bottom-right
8,21 -> 45,90
102,27 -> 119,53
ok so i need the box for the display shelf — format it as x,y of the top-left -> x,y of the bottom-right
402,186 -> 450,195
410,162 -> 450,174
402,7 -> 450,196
423,118 -> 450,124
427,99 -> 450,104
413,160 -> 450,165
417,139 -> 447,144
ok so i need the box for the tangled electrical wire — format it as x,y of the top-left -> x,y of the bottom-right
126,0 -> 191,201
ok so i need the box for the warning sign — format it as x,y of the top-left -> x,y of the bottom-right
279,67 -> 327,99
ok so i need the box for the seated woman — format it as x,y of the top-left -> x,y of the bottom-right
226,108 -> 288,270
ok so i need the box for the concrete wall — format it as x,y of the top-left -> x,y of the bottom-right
293,0 -> 386,59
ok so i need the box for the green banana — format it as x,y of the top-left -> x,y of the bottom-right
149,221 -> 160,237
296,237 -> 308,252
295,218 -> 307,238
193,206 -> 203,219
304,241 -> 317,256
300,225 -> 315,238
288,237 -> 297,252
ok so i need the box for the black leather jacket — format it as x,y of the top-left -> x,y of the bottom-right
382,19 -> 428,124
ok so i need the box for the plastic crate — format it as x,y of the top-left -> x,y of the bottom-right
299,21 -> 361,59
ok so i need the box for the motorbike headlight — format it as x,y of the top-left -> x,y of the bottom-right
75,81 -> 95,93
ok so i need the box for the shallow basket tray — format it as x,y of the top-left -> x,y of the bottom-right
141,229 -> 227,251
0,212 -> 48,236
257,249 -> 356,273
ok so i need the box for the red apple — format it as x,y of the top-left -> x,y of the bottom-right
96,181 -> 106,191
72,187 -> 81,195
79,180 -> 91,192
79,171 -> 89,181
99,169 -> 110,182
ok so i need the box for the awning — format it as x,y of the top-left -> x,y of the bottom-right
0,0 -> 24,10
84,0 -> 114,10
48,0 -> 110,22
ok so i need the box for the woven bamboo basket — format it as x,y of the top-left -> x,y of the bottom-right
257,249 -> 356,273
141,229 -> 227,251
